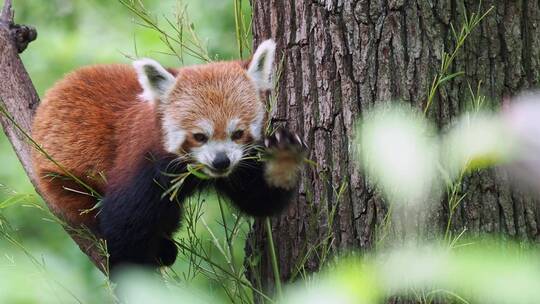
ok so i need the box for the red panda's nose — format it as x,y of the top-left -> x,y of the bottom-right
212,152 -> 231,171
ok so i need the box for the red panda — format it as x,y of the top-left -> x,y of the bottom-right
31,40 -> 305,268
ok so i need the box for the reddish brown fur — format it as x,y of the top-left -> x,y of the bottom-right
165,62 -> 263,148
31,61 -> 256,230
32,64 -> 143,229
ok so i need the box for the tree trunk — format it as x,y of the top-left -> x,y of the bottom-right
0,0 -> 107,273
247,0 -> 540,297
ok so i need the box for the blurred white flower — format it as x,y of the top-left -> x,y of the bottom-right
281,285 -> 358,304
378,245 -> 450,293
280,260 -> 381,304
502,92 -> 540,190
355,105 -> 438,206
281,242 -> 540,304
441,113 -> 514,179
377,243 -> 540,304
116,267 -> 220,304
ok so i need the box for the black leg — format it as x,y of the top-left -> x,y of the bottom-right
215,129 -> 305,217
157,238 -> 178,266
98,153 -> 199,270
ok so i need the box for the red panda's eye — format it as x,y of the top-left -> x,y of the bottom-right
231,130 -> 244,141
193,133 -> 208,143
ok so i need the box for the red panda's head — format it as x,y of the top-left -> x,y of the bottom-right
133,40 -> 276,177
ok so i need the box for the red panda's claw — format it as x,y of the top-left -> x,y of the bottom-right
293,134 -> 308,151
294,134 -> 302,145
262,129 -> 305,189
275,130 -> 282,142
265,128 -> 306,156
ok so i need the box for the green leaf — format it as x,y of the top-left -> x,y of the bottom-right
437,71 -> 465,85
187,164 -> 211,180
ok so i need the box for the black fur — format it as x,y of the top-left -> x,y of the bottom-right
214,157 -> 294,216
99,130 -> 302,270
98,154 -> 201,270
216,129 -> 303,216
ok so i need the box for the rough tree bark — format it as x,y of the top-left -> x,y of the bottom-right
0,0 -> 106,273
248,0 -> 540,297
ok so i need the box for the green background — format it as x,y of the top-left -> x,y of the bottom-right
0,0 -> 251,302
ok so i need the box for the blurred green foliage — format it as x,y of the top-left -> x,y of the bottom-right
0,0 -> 251,301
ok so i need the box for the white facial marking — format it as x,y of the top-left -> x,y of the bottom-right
250,107 -> 265,140
162,113 -> 187,153
196,119 -> 214,137
191,140 -> 244,177
227,118 -> 241,136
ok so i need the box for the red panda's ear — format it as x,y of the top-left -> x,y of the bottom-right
247,39 -> 276,91
133,58 -> 176,103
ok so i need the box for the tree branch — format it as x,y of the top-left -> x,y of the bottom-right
0,0 -> 13,23
0,0 -> 106,273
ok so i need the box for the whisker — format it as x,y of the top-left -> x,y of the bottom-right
166,153 -> 195,171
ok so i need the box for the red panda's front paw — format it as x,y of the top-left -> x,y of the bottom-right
263,128 -> 306,190
157,238 -> 178,267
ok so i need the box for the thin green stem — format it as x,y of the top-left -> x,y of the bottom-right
176,240 -> 274,303
265,217 -> 283,299
423,3 -> 493,115
233,0 -> 244,58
